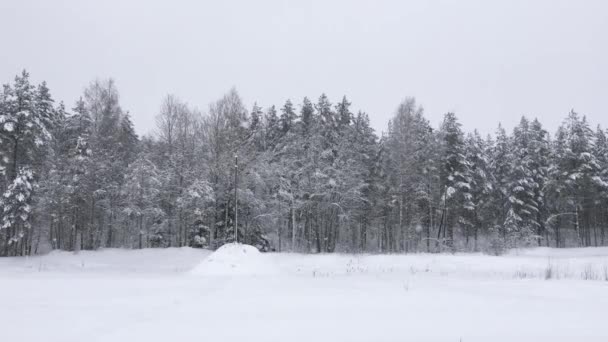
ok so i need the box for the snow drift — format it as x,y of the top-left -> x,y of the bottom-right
190,243 -> 278,276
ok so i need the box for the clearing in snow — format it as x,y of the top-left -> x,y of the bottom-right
1,246 -> 607,342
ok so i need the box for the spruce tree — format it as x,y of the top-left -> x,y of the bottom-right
438,112 -> 472,249
279,99 -> 296,134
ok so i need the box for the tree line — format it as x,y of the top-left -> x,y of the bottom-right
1,70 -> 607,256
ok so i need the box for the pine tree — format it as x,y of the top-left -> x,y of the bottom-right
0,168 -> 35,255
248,103 -> 265,151
336,96 -> 352,127
438,112 -> 472,249
300,97 -> 314,135
346,111 -> 378,251
505,117 -> 539,246
250,102 -> 262,132
0,70 -> 52,180
594,126 -> 608,244
464,130 -> 492,250
0,71 -> 55,255
528,118 -> 550,244
279,99 -> 296,134
265,105 -> 280,146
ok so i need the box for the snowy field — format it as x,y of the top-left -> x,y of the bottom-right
1,246 -> 608,342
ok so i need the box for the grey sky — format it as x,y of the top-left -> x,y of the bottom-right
1,0 -> 606,137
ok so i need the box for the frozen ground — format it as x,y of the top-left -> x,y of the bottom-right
1,245 -> 607,342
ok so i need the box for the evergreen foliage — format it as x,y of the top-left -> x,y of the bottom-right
2,70 -> 607,255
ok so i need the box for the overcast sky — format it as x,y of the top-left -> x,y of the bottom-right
1,0 -> 606,136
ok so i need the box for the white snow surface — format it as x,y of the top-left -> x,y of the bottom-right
1,246 -> 608,342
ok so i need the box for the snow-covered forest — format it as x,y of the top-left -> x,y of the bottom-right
1,70 -> 607,256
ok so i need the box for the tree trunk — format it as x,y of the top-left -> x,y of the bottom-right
360,216 -> 367,252
291,203 -> 296,251
555,215 -> 561,248
139,215 -> 143,249
399,195 -> 403,253
90,197 -> 95,250
575,203 -> 581,247
315,213 -> 321,253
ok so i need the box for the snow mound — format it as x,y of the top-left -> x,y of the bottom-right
190,243 -> 278,276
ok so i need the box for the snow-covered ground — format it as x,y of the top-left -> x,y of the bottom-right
1,246 -> 607,342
